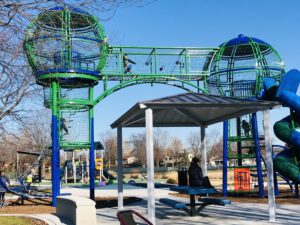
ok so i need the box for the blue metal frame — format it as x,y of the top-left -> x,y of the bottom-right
223,34 -> 270,47
89,117 -> 95,200
35,68 -> 100,77
27,34 -> 104,44
51,81 -> 60,206
251,113 -> 264,198
48,6 -> 92,16
222,120 -> 229,197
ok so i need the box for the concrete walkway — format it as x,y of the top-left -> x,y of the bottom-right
97,200 -> 300,225
61,185 -> 300,225
3,185 -> 300,224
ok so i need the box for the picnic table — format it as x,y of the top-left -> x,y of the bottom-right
159,186 -> 230,216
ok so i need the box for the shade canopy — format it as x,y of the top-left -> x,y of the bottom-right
111,93 -> 280,128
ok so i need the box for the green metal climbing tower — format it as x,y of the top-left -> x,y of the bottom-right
24,5 -> 108,205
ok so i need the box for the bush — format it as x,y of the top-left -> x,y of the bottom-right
166,178 -> 176,184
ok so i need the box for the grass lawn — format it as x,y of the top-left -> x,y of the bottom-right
0,216 -> 46,225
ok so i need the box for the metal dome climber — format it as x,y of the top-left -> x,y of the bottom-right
205,34 -> 285,99
24,6 -> 108,87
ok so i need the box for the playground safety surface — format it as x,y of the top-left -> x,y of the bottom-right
0,196 -> 142,214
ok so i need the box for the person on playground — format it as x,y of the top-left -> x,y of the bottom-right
25,170 -> 33,194
123,53 -> 136,74
60,118 -> 69,135
242,120 -> 250,136
188,157 -> 214,188
0,171 -> 10,206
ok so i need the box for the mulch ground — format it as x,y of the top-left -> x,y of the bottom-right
0,196 -> 142,214
0,198 -> 55,214
0,191 -> 298,216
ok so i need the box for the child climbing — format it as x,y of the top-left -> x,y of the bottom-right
123,53 -> 136,74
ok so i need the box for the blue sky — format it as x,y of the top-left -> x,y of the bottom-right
92,0 -> 300,145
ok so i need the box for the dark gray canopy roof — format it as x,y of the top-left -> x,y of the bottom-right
111,93 -> 280,128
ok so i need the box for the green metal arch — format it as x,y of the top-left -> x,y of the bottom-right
93,76 -> 207,106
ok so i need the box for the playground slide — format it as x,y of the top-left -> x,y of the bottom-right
103,169 -> 117,180
0,146 -> 52,199
17,146 -> 51,182
263,70 -> 300,183
0,179 -> 50,199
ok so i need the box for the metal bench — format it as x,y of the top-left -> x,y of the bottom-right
160,186 -> 230,216
199,197 -> 231,206
159,198 -> 187,209
160,196 -> 231,217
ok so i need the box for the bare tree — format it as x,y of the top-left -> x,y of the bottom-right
207,138 -> 223,163
187,131 -> 201,157
168,136 -> 183,167
129,132 -> 146,167
21,109 -> 52,150
0,109 -> 51,174
153,129 -> 169,167
100,130 -> 117,167
0,0 -> 150,135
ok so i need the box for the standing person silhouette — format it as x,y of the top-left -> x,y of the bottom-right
123,53 -> 136,74
188,157 -> 214,188
242,120 -> 250,136
0,171 -> 10,206
60,118 -> 69,135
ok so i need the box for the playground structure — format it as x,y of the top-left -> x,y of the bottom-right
23,5 -> 219,206
12,5 -> 297,223
205,34 -> 285,197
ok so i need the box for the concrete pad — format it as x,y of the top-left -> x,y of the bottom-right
60,185 -> 300,225
96,200 -> 300,225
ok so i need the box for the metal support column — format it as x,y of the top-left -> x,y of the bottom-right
236,117 -> 242,166
73,151 -> 76,183
263,110 -> 276,222
89,87 -> 95,200
223,121 -> 228,197
51,81 -> 60,206
200,126 -> 207,177
146,108 -> 155,225
117,126 -> 123,210
252,113 -> 264,198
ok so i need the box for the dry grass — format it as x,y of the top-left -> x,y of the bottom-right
0,216 -> 47,225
